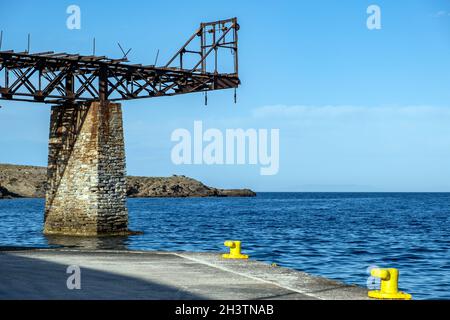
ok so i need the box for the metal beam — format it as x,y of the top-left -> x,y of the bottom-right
0,18 -> 240,105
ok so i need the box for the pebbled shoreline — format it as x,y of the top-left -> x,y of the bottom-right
0,163 -> 256,199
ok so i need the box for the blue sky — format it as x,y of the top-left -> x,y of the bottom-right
1,0 -> 450,191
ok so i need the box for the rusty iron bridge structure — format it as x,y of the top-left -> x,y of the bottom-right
0,18 -> 239,105
0,18 -> 240,236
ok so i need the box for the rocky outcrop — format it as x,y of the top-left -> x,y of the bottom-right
127,175 -> 256,198
0,185 -> 21,199
0,164 -> 256,199
0,164 -> 47,198
214,189 -> 256,197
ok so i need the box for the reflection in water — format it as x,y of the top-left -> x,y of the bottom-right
45,235 -> 131,250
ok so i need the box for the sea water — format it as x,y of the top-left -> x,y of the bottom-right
1,192 -> 449,299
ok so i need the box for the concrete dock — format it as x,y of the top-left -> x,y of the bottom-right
0,249 -> 368,300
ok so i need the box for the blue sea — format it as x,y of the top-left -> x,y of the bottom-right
1,192 -> 449,300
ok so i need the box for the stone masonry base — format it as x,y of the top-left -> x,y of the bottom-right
44,101 -> 129,236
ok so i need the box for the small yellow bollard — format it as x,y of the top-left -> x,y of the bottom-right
368,268 -> 412,300
222,240 -> 249,259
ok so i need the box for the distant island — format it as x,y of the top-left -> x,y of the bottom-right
0,164 -> 256,199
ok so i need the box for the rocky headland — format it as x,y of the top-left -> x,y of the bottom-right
0,164 -> 255,199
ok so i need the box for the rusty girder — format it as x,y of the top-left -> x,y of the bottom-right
0,18 -> 240,105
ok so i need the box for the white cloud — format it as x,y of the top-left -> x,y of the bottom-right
432,10 -> 450,17
252,104 -> 450,120
251,104 -> 450,158
251,104 -> 450,191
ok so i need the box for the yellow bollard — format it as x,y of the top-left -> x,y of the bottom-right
368,268 -> 412,300
222,240 -> 249,259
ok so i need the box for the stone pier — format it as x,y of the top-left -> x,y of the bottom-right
44,101 -> 129,236
0,249 -> 370,300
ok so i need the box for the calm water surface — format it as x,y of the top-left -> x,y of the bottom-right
1,192 -> 449,299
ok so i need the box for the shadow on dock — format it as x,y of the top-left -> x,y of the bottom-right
0,251 -> 203,299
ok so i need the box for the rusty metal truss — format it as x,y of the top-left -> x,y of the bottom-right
0,18 -> 240,105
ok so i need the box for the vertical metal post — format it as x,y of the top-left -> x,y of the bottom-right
4,67 -> 8,88
234,19 -> 239,76
180,51 -> 183,69
200,23 -> 205,73
99,66 -> 108,102
65,70 -> 74,100
213,24 -> 217,73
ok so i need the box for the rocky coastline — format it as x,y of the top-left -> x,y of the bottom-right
0,164 -> 255,199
